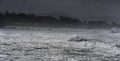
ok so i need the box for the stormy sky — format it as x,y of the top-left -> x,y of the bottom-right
0,0 -> 120,18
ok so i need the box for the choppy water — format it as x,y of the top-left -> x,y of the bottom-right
0,28 -> 120,61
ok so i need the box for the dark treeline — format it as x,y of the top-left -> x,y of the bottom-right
0,12 -> 118,28
0,12 -> 81,23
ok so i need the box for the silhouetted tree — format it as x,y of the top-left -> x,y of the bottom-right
47,16 -> 56,20
0,13 -> 3,28
72,18 -> 82,24
59,16 -> 64,20
18,13 -> 27,18
4,10 -> 10,18
37,16 -> 51,23
83,20 -> 87,24
27,14 -> 36,19
0,12 -> 3,18
10,12 -> 17,18
1,11 -> 96,28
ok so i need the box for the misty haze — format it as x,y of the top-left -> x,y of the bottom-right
0,0 -> 120,61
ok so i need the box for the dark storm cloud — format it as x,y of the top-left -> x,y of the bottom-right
0,0 -> 120,18
0,0 -> 3,5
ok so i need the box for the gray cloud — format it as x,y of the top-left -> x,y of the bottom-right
0,0 -> 120,18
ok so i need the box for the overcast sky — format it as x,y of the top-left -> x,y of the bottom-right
0,0 -> 120,18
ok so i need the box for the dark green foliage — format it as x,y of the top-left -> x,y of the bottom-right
0,12 -> 3,17
0,12 -> 118,28
0,13 -> 3,28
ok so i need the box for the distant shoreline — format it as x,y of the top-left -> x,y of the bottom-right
0,12 -> 119,29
